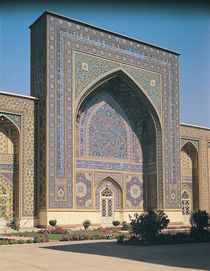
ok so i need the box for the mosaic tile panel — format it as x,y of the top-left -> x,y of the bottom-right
126,175 -> 143,208
88,103 -> 128,159
78,91 -> 138,162
76,159 -> 156,173
76,172 -> 92,208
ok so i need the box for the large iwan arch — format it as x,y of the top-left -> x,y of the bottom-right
74,70 -> 162,225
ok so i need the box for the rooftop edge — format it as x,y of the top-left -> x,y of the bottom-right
29,10 -> 181,56
181,123 -> 210,131
0,91 -> 38,100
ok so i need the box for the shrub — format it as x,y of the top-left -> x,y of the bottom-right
117,234 -> 126,244
17,239 -> 25,244
83,220 -> 91,230
50,226 -> 68,234
190,210 -> 210,241
112,220 -> 120,227
49,219 -> 57,226
190,209 -> 209,229
121,221 -> 130,231
33,235 -> 41,243
60,235 -> 70,241
129,210 -> 170,241
8,217 -> 20,231
38,229 -> 50,234
126,235 -> 142,245
71,233 -> 89,240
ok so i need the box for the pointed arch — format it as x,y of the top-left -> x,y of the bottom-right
96,176 -> 123,192
181,141 -> 198,171
95,174 -> 123,191
75,68 -> 162,127
181,140 -> 199,152
95,177 -> 123,210
75,68 -> 163,210
0,115 -> 20,218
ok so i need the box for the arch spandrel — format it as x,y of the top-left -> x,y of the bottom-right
95,176 -> 123,192
73,51 -> 162,122
181,139 -> 199,151
0,114 -> 21,133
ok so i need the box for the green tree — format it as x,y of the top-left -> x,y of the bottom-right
129,210 -> 170,241
190,210 -> 210,241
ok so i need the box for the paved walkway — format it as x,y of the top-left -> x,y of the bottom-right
0,239 -> 209,271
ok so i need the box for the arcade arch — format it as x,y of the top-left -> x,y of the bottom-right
181,142 -> 199,224
0,115 -> 19,225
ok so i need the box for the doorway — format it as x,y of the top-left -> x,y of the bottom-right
101,187 -> 114,226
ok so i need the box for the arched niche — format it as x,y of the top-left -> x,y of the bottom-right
75,70 -> 163,210
181,141 -> 199,223
95,176 -> 123,210
0,115 -> 20,219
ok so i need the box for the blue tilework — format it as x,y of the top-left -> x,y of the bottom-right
46,14 -> 180,209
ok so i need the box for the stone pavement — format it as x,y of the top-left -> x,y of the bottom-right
0,239 -> 209,271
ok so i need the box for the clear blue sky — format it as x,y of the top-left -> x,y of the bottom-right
0,2 -> 209,127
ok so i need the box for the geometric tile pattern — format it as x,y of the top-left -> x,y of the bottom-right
76,172 -> 92,208
78,91 -> 139,162
0,127 -> 8,154
0,175 -> 13,217
88,102 -> 128,159
126,175 -> 143,208
31,17 -> 47,210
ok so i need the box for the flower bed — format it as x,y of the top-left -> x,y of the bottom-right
0,237 -> 33,245
60,232 -> 117,241
99,228 -> 119,233
0,226 -> 121,245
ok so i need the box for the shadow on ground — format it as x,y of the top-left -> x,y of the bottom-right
43,240 -> 210,270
